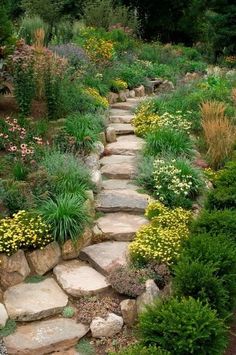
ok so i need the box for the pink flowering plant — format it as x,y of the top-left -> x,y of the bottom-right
0,117 -> 46,164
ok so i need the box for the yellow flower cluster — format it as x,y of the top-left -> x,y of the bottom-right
133,101 -> 191,136
84,37 -> 115,65
129,201 -> 192,264
225,55 -> 236,64
203,167 -> 219,184
0,210 -> 53,255
133,101 -> 160,136
111,78 -> 128,92
85,87 -> 109,109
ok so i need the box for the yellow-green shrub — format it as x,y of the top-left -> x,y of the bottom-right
85,87 -> 109,109
129,201 -> 192,264
133,101 -> 191,136
84,37 -> 115,65
0,210 -> 52,255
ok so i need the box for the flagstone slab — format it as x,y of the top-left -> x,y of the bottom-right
4,318 -> 89,355
100,155 -> 136,166
4,278 -> 68,322
95,213 -> 148,241
53,260 -> 110,297
102,179 -> 138,191
80,241 -> 129,275
101,162 -> 136,179
95,189 -> 149,213
109,123 -> 134,135
106,136 -> 144,155
109,114 -> 134,124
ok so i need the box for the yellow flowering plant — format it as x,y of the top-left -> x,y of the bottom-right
129,201 -> 192,264
85,87 -> 109,109
110,78 -> 128,92
84,37 -> 115,65
0,210 -> 53,255
133,101 -> 191,136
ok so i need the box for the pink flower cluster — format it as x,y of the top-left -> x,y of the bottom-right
0,117 -> 45,162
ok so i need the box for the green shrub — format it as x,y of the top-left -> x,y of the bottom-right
115,62 -> 146,89
0,179 -> 33,214
38,193 -> 90,244
19,16 -> 49,45
206,161 -> 236,210
136,155 -> 155,193
152,157 -> 203,208
191,209 -> 236,241
65,113 -> 105,153
110,344 -> 171,355
0,320 -> 16,337
75,339 -> 95,355
144,128 -> 193,158
139,297 -> 228,354
62,306 -> 75,318
173,260 -> 230,317
41,151 -> 92,197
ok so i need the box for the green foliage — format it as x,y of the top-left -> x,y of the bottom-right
173,260 -> 230,317
114,61 -> 146,89
41,151 -> 92,197
206,161 -> 236,210
25,275 -> 46,283
191,209 -> 236,241
0,319 -> 16,337
19,16 -> 49,45
12,161 -> 28,181
75,339 -> 95,355
139,297 -> 228,354
144,128 -> 193,158
136,155 -> 155,193
0,2 -> 14,47
83,0 -> 139,33
44,66 -> 62,120
110,344 -> 171,355
65,113 -> 105,153
0,179 -> 33,214
21,0 -> 64,25
38,193 -> 90,244
62,306 -> 75,318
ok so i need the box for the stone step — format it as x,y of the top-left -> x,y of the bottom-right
4,318 -> 89,355
4,278 -> 68,322
109,123 -> 134,135
95,189 -> 149,213
106,135 -> 144,156
94,213 -> 148,241
79,241 -> 129,275
100,155 -> 136,166
101,162 -> 136,179
53,260 -> 110,297
111,101 -> 138,111
109,114 -> 133,124
102,179 -> 138,191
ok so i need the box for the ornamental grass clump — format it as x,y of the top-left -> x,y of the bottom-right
129,201 -> 191,264
0,210 -> 52,255
201,100 -> 236,169
152,157 -> 203,208
144,128 -> 194,158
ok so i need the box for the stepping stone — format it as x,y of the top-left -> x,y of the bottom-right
102,179 -> 138,191
4,278 -> 68,322
101,162 -> 136,179
106,136 -> 144,155
4,318 -> 89,355
95,189 -> 149,213
111,102 -> 137,110
53,260 -> 110,297
109,123 -> 134,135
109,114 -> 133,124
94,213 -> 148,241
80,241 -> 129,275
100,155 -> 136,166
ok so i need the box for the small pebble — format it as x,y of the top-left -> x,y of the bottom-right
0,339 -> 8,355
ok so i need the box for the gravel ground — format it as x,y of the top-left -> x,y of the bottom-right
0,339 -> 8,355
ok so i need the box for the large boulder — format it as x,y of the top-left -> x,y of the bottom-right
27,242 -> 61,275
120,299 -> 137,327
0,250 -> 30,290
0,303 -> 8,328
134,85 -> 145,97
90,313 -> 123,338
61,228 -> 92,260
137,280 -> 160,314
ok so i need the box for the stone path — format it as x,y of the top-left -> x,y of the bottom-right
2,96 -> 149,354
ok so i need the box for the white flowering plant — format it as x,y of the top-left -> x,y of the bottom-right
153,157 -> 204,208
